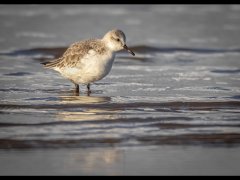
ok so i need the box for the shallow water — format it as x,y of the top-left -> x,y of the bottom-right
0,5 -> 240,175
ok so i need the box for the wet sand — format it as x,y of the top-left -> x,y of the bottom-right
1,146 -> 240,175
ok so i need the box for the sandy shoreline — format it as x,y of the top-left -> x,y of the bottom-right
1,145 -> 240,175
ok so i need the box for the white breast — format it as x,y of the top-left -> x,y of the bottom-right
60,49 -> 115,84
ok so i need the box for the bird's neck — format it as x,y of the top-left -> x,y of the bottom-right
101,38 -> 116,53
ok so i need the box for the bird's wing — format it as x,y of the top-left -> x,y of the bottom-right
42,39 -> 101,69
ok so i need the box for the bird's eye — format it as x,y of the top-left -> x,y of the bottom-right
116,38 -> 120,42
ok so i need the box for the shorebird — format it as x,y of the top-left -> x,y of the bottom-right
42,29 -> 135,95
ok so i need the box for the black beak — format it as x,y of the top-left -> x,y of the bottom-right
123,44 -> 135,56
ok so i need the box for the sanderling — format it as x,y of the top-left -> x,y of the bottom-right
42,29 -> 135,95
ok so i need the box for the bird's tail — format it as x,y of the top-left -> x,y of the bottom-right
41,58 -> 62,68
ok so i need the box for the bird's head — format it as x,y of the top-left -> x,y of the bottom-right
103,29 -> 135,56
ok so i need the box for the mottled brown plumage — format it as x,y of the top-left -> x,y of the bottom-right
41,29 -> 135,95
43,39 -> 107,69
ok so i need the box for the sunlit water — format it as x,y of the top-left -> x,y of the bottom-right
0,5 -> 240,175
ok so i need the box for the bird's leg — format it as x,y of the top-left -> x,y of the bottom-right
87,83 -> 91,96
74,83 -> 80,95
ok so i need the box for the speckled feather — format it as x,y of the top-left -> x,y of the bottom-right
43,39 -> 107,69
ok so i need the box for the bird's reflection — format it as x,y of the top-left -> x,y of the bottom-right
56,94 -> 120,122
58,95 -> 111,104
63,149 -> 123,175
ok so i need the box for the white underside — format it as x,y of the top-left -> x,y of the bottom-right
54,50 -> 115,84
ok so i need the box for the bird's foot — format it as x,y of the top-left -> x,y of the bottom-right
73,84 -> 80,96
87,90 -> 91,96
73,90 -> 79,96
87,84 -> 91,96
